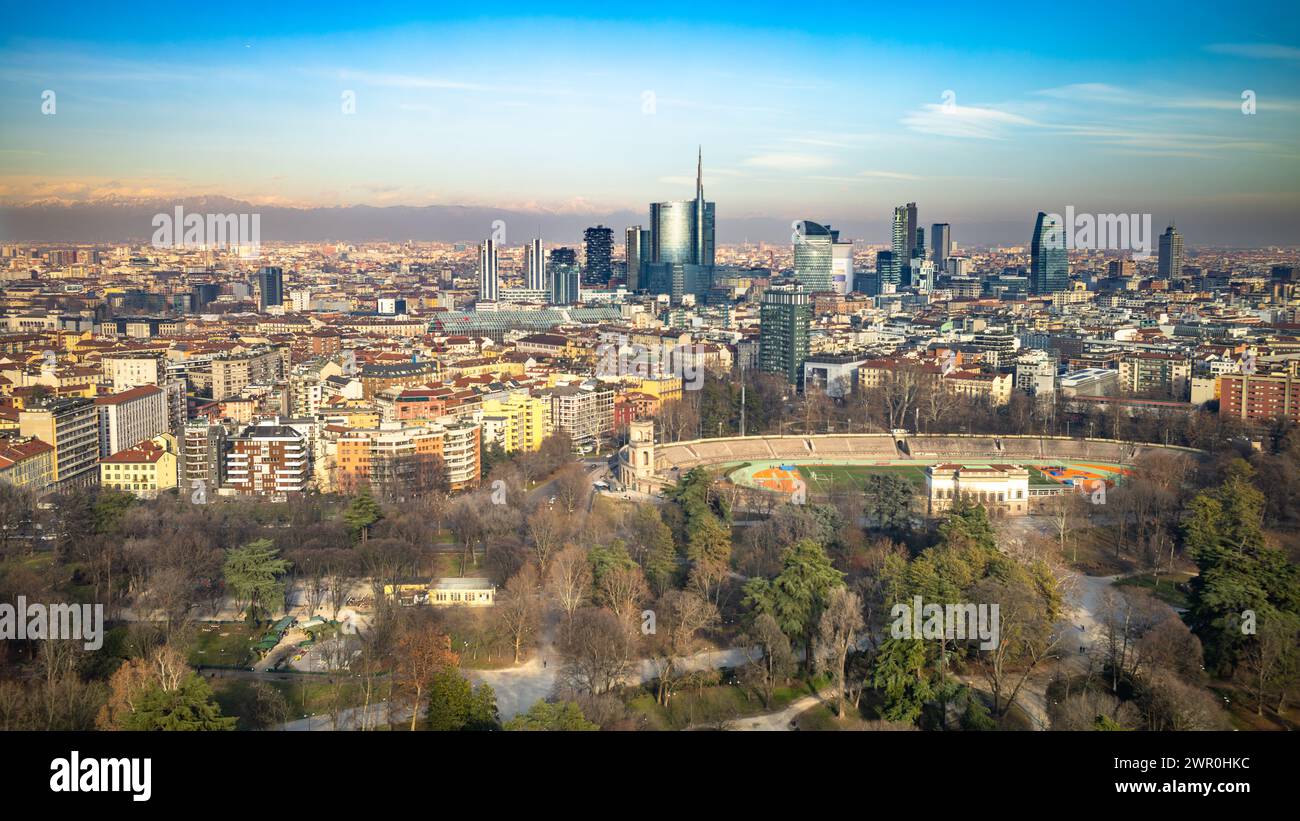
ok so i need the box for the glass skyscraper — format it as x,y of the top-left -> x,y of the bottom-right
647,149 -> 715,302
1030,212 -> 1068,294
1158,224 -> 1184,280
624,226 -> 650,291
525,237 -> 546,291
890,206 -> 908,286
931,223 -> 951,269
257,266 -> 282,312
478,238 -> 499,302
792,220 -> 835,292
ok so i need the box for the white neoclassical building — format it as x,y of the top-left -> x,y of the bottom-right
925,463 -> 1030,516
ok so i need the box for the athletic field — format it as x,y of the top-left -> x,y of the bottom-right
724,459 -> 1130,494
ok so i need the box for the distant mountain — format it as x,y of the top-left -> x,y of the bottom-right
0,197 -> 1279,248
0,198 -> 1028,247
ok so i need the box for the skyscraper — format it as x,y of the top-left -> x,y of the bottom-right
890,206 -> 908,286
1158,224 -> 1184,280
931,223 -> 951,269
257,266 -> 283,312
549,248 -> 579,305
1030,212 -> 1068,294
583,225 -> 614,286
478,239 -> 499,302
525,237 -> 546,291
792,220 -> 835,292
875,250 -> 898,295
549,247 -> 577,268
646,148 -> 716,302
625,226 -> 650,291
758,282 -> 812,385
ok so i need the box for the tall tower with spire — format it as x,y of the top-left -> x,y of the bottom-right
646,149 -> 716,302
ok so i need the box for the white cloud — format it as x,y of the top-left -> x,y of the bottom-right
901,103 -> 1038,139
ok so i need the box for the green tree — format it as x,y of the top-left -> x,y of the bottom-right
864,474 -> 915,535
1184,463 -> 1300,674
630,505 -> 678,594
223,539 -> 291,620
344,487 -> 384,542
503,700 -> 598,731
742,539 -> 845,667
426,669 -> 500,731
870,637 -> 934,724
121,674 -> 236,731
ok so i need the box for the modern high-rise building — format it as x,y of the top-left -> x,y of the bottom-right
792,221 -> 854,294
873,250 -> 898,295
792,220 -> 835,292
758,282 -> 812,385
625,226 -> 650,291
549,246 -> 577,267
524,237 -> 546,291
1158,224 -> 1184,280
18,397 -> 100,489
1030,211 -> 1069,294
583,225 -> 614,287
646,149 -> 716,302
931,223 -> 951,269
257,266 -> 283,312
550,256 -> 580,305
478,238 -> 499,302
191,282 -> 221,311
890,206 -> 908,286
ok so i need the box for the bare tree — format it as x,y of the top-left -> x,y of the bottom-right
814,588 -> 865,718
556,607 -> 633,695
495,565 -> 543,664
547,545 -> 592,621
646,590 -> 719,706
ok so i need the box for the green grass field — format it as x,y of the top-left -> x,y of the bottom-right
792,463 -> 1060,492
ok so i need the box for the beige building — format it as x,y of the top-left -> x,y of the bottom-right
925,463 -> 1030,516
384,577 -> 496,607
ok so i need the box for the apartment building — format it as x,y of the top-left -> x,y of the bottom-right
0,436 -> 54,491
95,384 -> 170,457
182,420 -> 228,491
1118,352 -> 1191,400
18,397 -> 99,488
99,434 -> 178,498
479,393 -> 549,453
538,383 -> 614,450
1219,372 -> 1300,424
335,418 -> 481,496
209,346 -> 290,400
225,422 -> 310,499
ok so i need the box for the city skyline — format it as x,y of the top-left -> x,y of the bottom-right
2,2 -> 1299,245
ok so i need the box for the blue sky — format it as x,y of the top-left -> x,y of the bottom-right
2,1 -> 1298,242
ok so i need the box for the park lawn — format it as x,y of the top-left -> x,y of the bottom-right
794,702 -> 882,731
187,622 -> 261,668
627,675 -> 828,730
1115,572 -> 1195,610
267,677 -> 369,721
